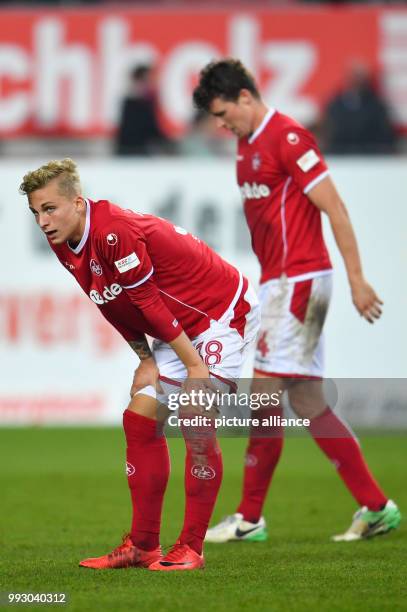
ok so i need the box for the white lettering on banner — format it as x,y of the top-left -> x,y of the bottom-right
240,182 -> 271,200
161,41 -> 219,127
89,284 -> 122,304
262,41 -> 318,126
35,19 -> 93,129
99,18 -> 158,125
0,46 -> 30,129
2,10 -> 405,134
380,13 -> 407,123
114,252 -> 140,273
230,16 -> 258,74
0,13 -> 322,134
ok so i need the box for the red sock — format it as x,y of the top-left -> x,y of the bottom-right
309,407 -> 387,511
237,407 -> 284,523
123,409 -> 170,550
179,420 -> 223,555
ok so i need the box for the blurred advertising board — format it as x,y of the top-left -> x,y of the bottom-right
0,6 -> 406,137
0,158 -> 406,424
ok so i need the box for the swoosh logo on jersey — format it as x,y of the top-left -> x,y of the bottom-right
235,526 -> 260,538
237,155 -> 244,161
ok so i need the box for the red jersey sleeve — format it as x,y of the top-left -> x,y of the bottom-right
95,220 -> 182,343
278,126 -> 329,195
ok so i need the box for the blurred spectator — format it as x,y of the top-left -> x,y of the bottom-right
180,110 -> 233,157
115,64 -> 176,156
322,61 -> 397,154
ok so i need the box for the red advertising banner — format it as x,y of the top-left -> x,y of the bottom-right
0,7 -> 406,137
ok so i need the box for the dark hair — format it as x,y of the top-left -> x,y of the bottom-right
193,59 -> 260,112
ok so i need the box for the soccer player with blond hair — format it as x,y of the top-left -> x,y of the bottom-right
20,158 -> 260,570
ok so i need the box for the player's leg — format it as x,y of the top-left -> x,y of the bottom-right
80,380 -> 170,569
148,376 -> 224,571
124,391 -> 170,553
151,278 -> 260,569
237,374 -> 286,521
206,278 -> 289,543
206,374 -> 286,543
287,379 -> 401,540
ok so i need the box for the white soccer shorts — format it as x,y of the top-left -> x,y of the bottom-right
136,280 -> 260,402
253,273 -> 333,379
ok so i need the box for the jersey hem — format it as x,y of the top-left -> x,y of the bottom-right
254,369 -> 322,380
260,269 -> 333,287
303,170 -> 330,194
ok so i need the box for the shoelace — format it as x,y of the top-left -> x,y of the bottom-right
216,515 -> 238,528
163,543 -> 190,562
109,534 -> 133,557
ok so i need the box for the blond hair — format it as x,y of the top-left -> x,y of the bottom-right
19,158 -> 81,198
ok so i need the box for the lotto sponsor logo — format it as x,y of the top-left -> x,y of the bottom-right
114,252 -> 140,273
191,464 -> 216,480
296,149 -> 320,172
240,182 -> 271,201
89,283 -> 122,305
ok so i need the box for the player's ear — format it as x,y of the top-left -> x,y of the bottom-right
75,196 -> 86,212
239,89 -> 252,106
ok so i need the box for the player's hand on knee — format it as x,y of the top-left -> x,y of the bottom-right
130,357 -> 163,397
182,363 -> 217,413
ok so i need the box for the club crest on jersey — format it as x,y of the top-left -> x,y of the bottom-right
245,454 -> 258,467
252,152 -> 262,171
90,259 -> 103,276
191,464 -> 216,480
287,132 -> 300,145
106,233 -> 118,246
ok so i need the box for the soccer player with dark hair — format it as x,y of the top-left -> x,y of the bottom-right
193,59 -> 400,542
20,158 -> 260,570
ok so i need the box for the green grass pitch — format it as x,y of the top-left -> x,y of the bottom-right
0,428 -> 406,612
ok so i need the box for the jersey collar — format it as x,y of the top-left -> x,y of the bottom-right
68,198 -> 90,254
248,107 -> 276,144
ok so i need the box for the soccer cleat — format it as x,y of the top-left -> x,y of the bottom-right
148,542 -> 205,571
205,513 -> 268,543
79,534 -> 162,569
332,499 -> 401,542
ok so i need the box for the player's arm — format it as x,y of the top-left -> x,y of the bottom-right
307,175 -> 383,323
169,331 -> 211,383
128,333 -> 211,396
128,336 -> 161,397
96,222 -> 210,387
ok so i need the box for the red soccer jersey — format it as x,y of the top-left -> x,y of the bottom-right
50,200 -> 242,343
237,109 -> 332,284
